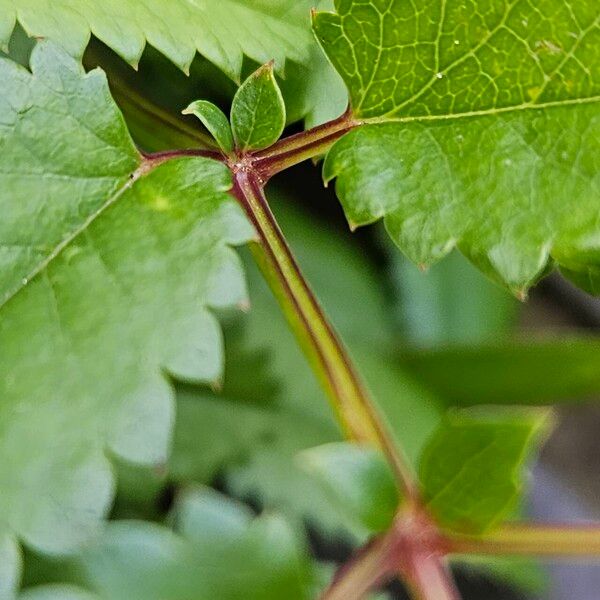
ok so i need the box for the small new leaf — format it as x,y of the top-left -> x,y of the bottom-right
419,412 -> 548,534
183,100 -> 234,154
299,442 -> 399,533
231,62 -> 286,152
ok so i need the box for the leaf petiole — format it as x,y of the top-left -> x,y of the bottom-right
448,523 -> 600,557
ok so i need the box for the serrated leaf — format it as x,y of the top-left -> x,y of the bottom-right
400,338 -> 600,407
20,488 -> 315,600
0,42 -> 253,553
419,412 -> 547,534
183,100 -> 233,154
298,443 -> 399,533
315,0 -> 600,294
0,0 -> 317,79
231,63 -> 286,151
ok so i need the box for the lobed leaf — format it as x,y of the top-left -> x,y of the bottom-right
0,0 -> 317,80
419,411 -> 548,534
0,42 -> 253,553
315,0 -> 600,294
19,488 -> 316,599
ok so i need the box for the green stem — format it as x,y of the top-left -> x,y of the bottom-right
252,109 -> 359,179
448,523 -> 600,557
231,168 -> 418,500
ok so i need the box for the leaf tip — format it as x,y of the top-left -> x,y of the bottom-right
257,60 -> 276,76
210,378 -> 223,393
514,287 -> 529,302
237,298 -> 251,313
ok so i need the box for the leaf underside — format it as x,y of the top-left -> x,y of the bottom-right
315,0 -> 600,294
0,0 -> 317,79
0,42 -> 253,553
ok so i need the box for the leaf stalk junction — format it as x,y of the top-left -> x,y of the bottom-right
142,107 -> 600,600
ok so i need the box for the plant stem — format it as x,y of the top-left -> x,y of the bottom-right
448,523 -> 600,556
322,508 -> 460,600
231,168 -> 417,499
320,532 -> 399,600
405,554 -> 461,600
252,109 -> 359,179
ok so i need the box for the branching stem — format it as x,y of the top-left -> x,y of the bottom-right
231,167 -> 417,499
140,104 -> 600,600
252,108 -> 359,179
321,507 -> 459,600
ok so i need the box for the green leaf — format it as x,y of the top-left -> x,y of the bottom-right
20,586 -> 98,600
386,246 -> 517,347
0,534 -> 21,599
452,556 -> 546,596
400,338 -> 600,407
183,100 -> 234,154
0,42 -> 252,553
20,488 -> 315,600
0,0 -> 318,79
231,63 -> 286,151
298,443 -> 399,533
419,411 -> 548,534
315,1 -> 600,294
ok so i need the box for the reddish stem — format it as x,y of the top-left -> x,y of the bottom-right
141,148 -> 223,162
321,507 -> 459,600
252,108 -> 359,179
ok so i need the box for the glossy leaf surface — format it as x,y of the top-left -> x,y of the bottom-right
316,0 -> 600,293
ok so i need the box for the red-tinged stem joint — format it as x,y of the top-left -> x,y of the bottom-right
252,108 -> 359,180
321,507 -> 459,600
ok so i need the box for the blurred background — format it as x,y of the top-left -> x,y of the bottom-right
5,26 -> 600,600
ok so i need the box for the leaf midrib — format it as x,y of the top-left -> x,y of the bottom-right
0,158 -> 151,311
364,95 -> 600,126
